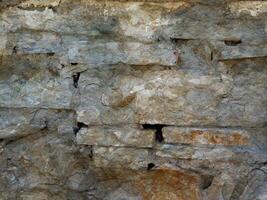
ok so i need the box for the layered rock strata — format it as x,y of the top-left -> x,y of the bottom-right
0,0 -> 267,199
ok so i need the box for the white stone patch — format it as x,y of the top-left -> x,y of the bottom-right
187,76 -> 213,85
24,8 -> 55,29
119,2 -> 187,41
19,0 -> 61,8
229,1 -> 267,17
192,147 -> 234,160
68,47 -> 79,61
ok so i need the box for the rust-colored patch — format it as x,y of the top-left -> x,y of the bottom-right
189,130 -> 249,146
133,169 -> 201,200
164,128 -> 250,146
112,93 -> 136,108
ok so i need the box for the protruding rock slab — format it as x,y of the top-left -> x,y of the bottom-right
162,127 -> 250,146
0,54 -> 73,109
62,36 -> 177,66
1,1 -> 266,45
218,44 -> 267,60
77,125 -> 155,148
75,64 -> 267,127
0,108 -> 76,139
156,144 -> 267,163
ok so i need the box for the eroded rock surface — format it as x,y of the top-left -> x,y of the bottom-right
0,0 -> 266,199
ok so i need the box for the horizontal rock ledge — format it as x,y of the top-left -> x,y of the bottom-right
162,127 -> 250,146
76,125 -> 155,148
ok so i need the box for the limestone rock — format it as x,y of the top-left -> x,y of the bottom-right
162,127 -> 250,146
0,0 -> 266,199
77,125 -> 155,148
93,147 -> 149,170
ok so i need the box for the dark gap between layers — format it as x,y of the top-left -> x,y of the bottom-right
142,124 -> 165,143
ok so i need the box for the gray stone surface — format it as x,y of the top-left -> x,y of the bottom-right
0,0 -> 266,199
77,125 -> 154,148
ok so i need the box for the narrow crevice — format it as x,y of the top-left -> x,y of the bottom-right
71,63 -> 78,66
210,51 -> 213,61
218,56 -> 267,62
73,122 -> 88,136
47,52 -> 55,57
170,37 -> 191,45
12,46 -> 17,54
224,39 -> 242,46
72,72 -> 80,88
142,124 -> 165,143
88,145 -> 93,159
130,64 -> 174,72
147,163 -> 155,171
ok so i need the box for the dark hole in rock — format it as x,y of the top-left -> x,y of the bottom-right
47,52 -> 55,56
71,63 -> 78,66
73,122 -> 88,136
201,175 -> 214,190
48,6 -> 57,12
142,124 -> 165,143
224,39 -> 242,46
88,145 -> 93,159
147,163 -> 155,170
210,51 -> 213,61
12,46 -> 17,54
170,37 -> 190,45
72,72 -> 80,88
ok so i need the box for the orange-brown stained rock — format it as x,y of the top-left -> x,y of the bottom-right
133,169 -> 201,200
163,127 -> 250,146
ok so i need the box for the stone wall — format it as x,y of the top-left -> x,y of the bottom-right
0,0 -> 267,199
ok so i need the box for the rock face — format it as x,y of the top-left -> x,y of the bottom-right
0,0 -> 266,199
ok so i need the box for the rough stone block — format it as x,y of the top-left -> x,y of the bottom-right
0,55 -> 73,108
1,1 -> 265,44
156,144 -> 267,163
218,44 -> 267,60
62,36 -> 177,66
0,108 -> 76,139
77,125 -> 155,148
75,64 -> 267,127
162,127 -> 250,146
6,32 -> 62,55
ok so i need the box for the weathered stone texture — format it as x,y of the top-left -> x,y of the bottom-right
77,125 -> 154,148
0,0 -> 267,199
162,127 -> 250,146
